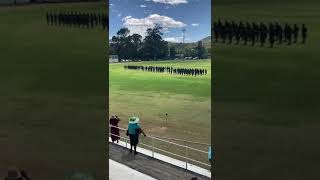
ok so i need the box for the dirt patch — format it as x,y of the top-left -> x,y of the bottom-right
148,126 -> 168,136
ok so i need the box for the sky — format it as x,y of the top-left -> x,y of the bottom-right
109,0 -> 211,43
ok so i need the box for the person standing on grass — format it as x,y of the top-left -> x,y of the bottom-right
302,24 -> 307,44
126,116 -> 146,155
110,115 -> 120,143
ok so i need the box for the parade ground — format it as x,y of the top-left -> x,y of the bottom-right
214,0 -> 320,179
0,2 -> 107,179
109,59 -> 211,146
109,59 -> 211,170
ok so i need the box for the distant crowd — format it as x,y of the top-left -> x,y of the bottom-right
46,12 -> 108,30
124,65 -> 208,76
213,19 -> 308,47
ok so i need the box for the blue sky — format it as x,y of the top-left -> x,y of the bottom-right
109,0 -> 211,43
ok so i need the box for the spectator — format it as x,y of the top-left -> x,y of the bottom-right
126,116 -> 146,155
110,115 -> 120,143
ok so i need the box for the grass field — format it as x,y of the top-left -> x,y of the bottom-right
213,0 -> 320,179
109,60 -> 211,162
0,2 -> 107,179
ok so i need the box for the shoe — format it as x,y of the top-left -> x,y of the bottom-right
134,151 -> 138,155
130,149 -> 132,153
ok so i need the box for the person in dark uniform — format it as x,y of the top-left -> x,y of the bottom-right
49,12 -> 54,26
269,22 -> 275,48
235,22 -> 241,44
126,116 -> 146,155
53,12 -> 57,26
46,12 -> 49,25
301,24 -> 307,44
239,21 -> 245,43
244,22 -> 251,45
110,115 -> 120,143
259,22 -> 267,47
226,21 -> 233,44
287,24 -> 292,45
250,23 -> 255,46
229,21 -> 236,44
221,21 -> 227,43
293,24 -> 299,43
275,22 -> 283,44
217,19 -> 223,42
253,22 -> 259,41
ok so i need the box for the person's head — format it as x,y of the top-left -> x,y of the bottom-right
129,116 -> 139,124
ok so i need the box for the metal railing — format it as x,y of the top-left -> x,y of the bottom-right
108,125 -> 211,170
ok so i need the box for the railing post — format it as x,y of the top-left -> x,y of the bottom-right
185,146 -> 188,170
152,137 -> 154,158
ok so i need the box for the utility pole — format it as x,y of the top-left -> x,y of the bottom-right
182,28 -> 186,44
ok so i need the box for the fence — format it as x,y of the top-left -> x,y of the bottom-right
109,125 -> 211,171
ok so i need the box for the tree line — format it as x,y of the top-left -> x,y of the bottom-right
109,24 -> 208,61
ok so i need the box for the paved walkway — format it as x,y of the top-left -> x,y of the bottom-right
109,142 -> 211,180
109,159 -> 156,180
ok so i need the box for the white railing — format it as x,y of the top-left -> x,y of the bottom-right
108,125 -> 211,170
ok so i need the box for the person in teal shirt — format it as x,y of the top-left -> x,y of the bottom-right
126,116 -> 146,155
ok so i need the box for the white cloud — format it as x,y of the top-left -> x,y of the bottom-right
163,27 -> 170,33
117,13 -> 122,17
122,14 -> 186,37
164,37 -> 182,43
122,16 -> 132,21
110,3 -> 114,6
140,4 -> 147,8
164,36 -> 191,43
151,0 -> 188,5
191,23 -> 199,27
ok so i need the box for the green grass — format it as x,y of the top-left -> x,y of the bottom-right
109,60 -> 211,166
0,2 -> 107,180
109,60 -> 211,142
214,0 -> 320,179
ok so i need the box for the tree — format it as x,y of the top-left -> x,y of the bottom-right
142,24 -> 167,60
195,41 -> 206,59
110,28 -> 132,60
117,28 -> 130,38
129,34 -> 143,59
169,46 -> 176,59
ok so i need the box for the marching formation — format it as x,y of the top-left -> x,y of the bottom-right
46,12 -> 108,30
213,19 -> 308,47
124,65 -> 208,76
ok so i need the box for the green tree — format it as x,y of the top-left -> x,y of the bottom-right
195,41 -> 206,59
169,46 -> 176,59
129,34 -> 143,60
110,28 -> 132,60
142,24 -> 167,60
